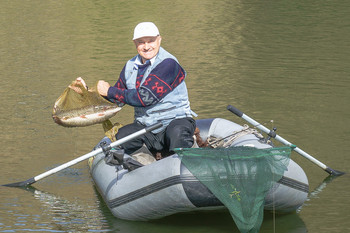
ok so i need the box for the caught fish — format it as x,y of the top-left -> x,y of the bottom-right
52,105 -> 121,127
52,79 -> 122,127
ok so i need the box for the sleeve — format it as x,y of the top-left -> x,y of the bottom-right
105,65 -> 127,105
107,58 -> 186,107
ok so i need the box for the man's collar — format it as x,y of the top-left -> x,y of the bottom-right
135,55 -> 157,65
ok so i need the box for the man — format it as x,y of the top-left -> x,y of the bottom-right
97,22 -> 196,158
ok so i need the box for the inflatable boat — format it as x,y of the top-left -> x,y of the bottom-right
89,118 -> 309,221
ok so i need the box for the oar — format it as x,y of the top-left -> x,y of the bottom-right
3,122 -> 163,187
227,105 -> 344,176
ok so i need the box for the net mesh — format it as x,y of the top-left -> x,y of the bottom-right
52,80 -> 121,127
175,146 -> 292,233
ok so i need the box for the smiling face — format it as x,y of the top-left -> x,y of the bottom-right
134,36 -> 162,64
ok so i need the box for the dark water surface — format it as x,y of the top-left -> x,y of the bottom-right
1,1 -> 349,232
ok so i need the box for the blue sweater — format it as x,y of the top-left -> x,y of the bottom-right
107,58 -> 186,107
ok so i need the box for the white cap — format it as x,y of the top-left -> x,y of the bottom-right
133,22 -> 160,40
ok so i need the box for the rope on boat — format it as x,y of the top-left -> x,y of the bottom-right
207,124 -> 265,148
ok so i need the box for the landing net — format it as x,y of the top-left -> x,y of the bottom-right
175,146 -> 292,233
52,80 -> 121,127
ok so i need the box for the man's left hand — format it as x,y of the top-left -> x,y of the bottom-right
97,80 -> 111,96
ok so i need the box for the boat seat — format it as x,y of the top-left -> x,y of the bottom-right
130,144 -> 156,165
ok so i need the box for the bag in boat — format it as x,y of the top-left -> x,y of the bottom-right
175,146 -> 292,233
52,79 -> 122,127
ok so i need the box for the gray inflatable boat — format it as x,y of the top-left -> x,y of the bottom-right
89,118 -> 309,221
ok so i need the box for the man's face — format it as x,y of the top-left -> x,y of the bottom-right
134,36 -> 162,63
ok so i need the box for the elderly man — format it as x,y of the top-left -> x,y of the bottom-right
97,22 -> 196,158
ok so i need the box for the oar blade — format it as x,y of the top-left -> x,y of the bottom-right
3,178 -> 35,187
326,167 -> 345,176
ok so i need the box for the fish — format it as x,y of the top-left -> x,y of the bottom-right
52,79 -> 123,127
52,104 -> 122,127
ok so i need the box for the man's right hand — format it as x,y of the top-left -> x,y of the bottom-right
69,77 -> 88,94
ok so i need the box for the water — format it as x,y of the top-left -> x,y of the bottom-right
1,0 -> 349,232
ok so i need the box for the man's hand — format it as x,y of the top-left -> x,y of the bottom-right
69,77 -> 88,94
97,80 -> 111,96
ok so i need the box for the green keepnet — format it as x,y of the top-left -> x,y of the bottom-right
175,146 -> 292,233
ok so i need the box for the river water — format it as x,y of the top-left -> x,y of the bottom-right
1,1 -> 349,232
